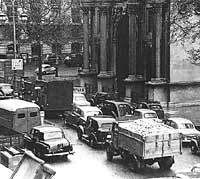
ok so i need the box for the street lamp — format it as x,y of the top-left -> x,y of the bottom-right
12,0 -> 16,59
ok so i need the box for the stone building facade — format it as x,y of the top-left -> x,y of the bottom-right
80,0 -> 171,105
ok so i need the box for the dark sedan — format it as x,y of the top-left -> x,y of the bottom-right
77,115 -> 116,148
24,125 -> 74,160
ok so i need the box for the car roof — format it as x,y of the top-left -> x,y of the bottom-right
105,100 -> 130,105
167,117 -> 193,124
33,125 -> 62,133
78,105 -> 101,112
0,83 -> 12,87
0,99 -> 40,111
89,115 -> 115,122
135,108 -> 157,113
73,93 -> 85,97
42,64 -> 50,67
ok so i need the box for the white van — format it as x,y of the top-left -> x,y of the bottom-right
0,99 -> 41,133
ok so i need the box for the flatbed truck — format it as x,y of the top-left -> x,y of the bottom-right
106,119 -> 182,171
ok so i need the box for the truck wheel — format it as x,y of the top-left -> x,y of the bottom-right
89,137 -> 96,148
158,157 -> 174,170
191,143 -> 198,154
106,145 -> 113,161
121,151 -> 129,162
128,155 -> 139,172
36,150 -> 42,158
77,129 -> 82,140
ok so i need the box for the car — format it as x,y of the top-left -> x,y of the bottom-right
163,117 -> 200,143
73,92 -> 90,106
98,100 -> 135,121
64,53 -> 83,67
34,64 -> 56,75
24,125 -> 74,160
136,101 -> 165,119
89,92 -> 118,106
150,163 -> 200,179
0,83 -> 13,97
77,115 -> 116,147
64,105 -> 103,128
131,108 -> 161,122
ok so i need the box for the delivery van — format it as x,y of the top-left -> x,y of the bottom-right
0,99 -> 41,133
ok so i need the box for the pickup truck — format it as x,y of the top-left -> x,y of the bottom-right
0,125 -> 24,150
106,119 -> 182,171
24,125 -> 74,160
99,100 -> 135,121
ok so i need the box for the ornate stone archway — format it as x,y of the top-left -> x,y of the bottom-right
79,0 -> 170,104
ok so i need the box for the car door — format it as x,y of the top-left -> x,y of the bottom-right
72,107 -> 82,126
84,118 -> 92,137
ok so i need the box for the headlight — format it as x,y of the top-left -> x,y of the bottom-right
107,134 -> 111,139
46,147 -> 51,153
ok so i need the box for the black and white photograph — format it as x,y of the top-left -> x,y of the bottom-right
0,0 -> 200,178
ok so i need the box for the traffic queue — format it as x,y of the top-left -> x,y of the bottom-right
0,82 -> 200,177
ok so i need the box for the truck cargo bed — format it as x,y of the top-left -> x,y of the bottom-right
118,120 -> 181,159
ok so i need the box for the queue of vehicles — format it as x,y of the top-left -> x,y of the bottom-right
1,82 -> 200,173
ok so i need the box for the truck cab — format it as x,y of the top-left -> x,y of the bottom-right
99,100 -> 134,121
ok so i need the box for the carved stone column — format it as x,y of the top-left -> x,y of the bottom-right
99,7 -> 108,75
97,6 -> 115,93
91,7 -> 97,72
82,7 -> 89,72
79,6 -> 97,95
146,2 -> 169,104
153,3 -> 162,79
127,4 -> 137,79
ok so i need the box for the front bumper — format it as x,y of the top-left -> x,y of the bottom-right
44,151 -> 75,157
182,136 -> 195,143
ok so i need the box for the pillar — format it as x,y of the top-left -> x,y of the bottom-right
79,6 -> 98,95
127,4 -> 137,79
153,3 -> 163,79
91,7 -> 97,72
124,2 -> 145,103
97,6 -> 115,93
82,7 -> 89,72
99,7 -> 108,74
146,2 -> 168,104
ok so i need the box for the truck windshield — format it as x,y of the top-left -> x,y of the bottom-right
100,123 -> 113,131
43,131 -> 63,140
86,111 -> 102,117
144,113 -> 158,118
118,104 -> 132,117
179,123 -> 194,129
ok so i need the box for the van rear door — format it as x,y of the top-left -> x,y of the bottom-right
14,107 -> 41,133
27,107 -> 41,132
14,108 -> 28,133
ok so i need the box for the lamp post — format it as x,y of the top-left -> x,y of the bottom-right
11,0 -> 17,91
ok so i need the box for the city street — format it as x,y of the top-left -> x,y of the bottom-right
46,119 -> 200,179
24,63 -> 200,178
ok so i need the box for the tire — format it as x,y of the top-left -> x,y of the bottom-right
89,137 -> 96,148
36,149 -> 42,158
77,129 -> 82,140
121,151 -> 129,162
191,143 -> 198,154
106,145 -> 113,161
158,157 -> 174,170
128,155 -> 139,172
